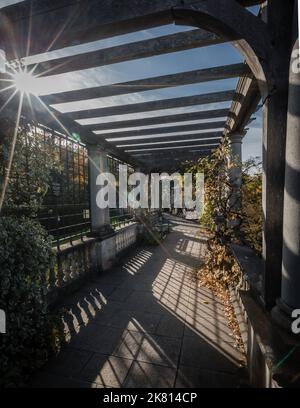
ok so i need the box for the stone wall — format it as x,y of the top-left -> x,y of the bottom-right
47,222 -> 139,305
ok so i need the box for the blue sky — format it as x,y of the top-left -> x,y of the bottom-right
1,0 -> 262,161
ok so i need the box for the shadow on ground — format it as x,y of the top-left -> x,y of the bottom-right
31,217 -> 247,388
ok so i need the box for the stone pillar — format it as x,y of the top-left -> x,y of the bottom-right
87,144 -> 114,238
272,33 -> 300,328
261,0 -> 294,310
228,132 -> 245,217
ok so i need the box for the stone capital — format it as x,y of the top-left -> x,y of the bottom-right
228,131 -> 246,144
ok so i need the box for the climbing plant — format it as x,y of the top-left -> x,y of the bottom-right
186,137 -> 262,288
241,159 -> 262,254
186,139 -> 262,352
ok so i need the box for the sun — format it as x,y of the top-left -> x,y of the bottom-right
12,69 -> 39,95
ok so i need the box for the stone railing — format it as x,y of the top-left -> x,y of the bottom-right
115,222 -> 138,254
230,243 -> 300,388
47,222 -> 139,305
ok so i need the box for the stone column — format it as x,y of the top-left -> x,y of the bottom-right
227,132 -> 245,218
87,144 -> 114,238
261,0 -> 295,310
272,33 -> 300,328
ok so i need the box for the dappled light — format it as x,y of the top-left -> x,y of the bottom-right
31,218 -> 244,388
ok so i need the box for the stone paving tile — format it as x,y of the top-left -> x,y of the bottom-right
155,315 -> 185,338
31,373 -> 98,388
179,332 -> 240,374
112,330 -> 144,360
98,309 -> 134,331
184,315 -> 234,344
134,334 -> 181,368
108,286 -> 134,302
70,324 -> 126,355
129,312 -> 162,334
95,309 -> 161,334
159,294 -> 189,320
112,330 -> 181,368
92,301 -> 135,324
175,366 -> 240,388
185,302 -> 228,324
30,218 -> 246,388
77,354 -> 133,387
125,291 -> 165,313
79,282 -> 119,298
118,281 -> 153,292
40,347 -> 92,377
124,361 -> 177,388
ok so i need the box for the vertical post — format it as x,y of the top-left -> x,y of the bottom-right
261,0 -> 295,309
272,8 -> 300,328
87,144 -> 114,238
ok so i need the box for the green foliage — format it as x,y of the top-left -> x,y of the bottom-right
0,216 -> 56,387
0,119 -> 61,216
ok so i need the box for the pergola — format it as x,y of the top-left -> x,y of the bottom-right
0,0 -> 299,333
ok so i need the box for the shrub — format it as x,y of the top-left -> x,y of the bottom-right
0,216 -> 55,387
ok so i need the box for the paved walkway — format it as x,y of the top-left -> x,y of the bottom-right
32,217 -> 246,388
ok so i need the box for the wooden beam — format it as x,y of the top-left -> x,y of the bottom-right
134,145 -> 213,154
106,131 -> 223,145
0,90 -> 140,167
1,0 -> 174,58
31,30 -> 224,79
0,0 -> 267,61
99,121 -> 225,140
239,0 -> 264,6
65,90 -> 237,120
86,108 -> 230,132
132,150 -> 209,157
1,0 -> 264,20
41,63 -> 247,105
137,150 -> 211,167
1,0 -> 264,21
138,150 -> 212,171
224,74 -> 261,134
124,139 -> 220,152
133,148 -> 214,169
117,137 -> 221,149
132,149 -> 212,160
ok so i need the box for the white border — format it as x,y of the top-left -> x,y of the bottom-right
298,0 -> 300,62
